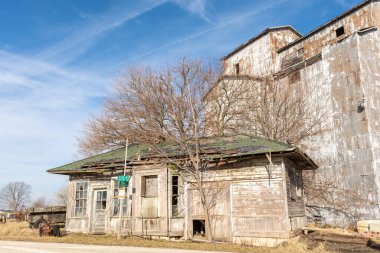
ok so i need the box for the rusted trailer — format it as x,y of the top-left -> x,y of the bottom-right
28,206 -> 66,229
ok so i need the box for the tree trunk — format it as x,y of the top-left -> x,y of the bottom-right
195,174 -> 213,242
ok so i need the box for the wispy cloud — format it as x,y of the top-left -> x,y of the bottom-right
0,50 -> 108,107
0,0 -> 304,202
173,0 -> 209,21
121,0 -> 289,64
37,0 -> 168,63
0,49 -> 109,200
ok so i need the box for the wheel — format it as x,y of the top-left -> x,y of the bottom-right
33,219 -> 48,229
0,215 -> 5,224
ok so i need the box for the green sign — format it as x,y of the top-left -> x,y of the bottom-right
118,175 -> 130,188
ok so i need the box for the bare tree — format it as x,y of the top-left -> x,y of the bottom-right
30,196 -> 50,209
79,58 -> 330,238
303,170 -> 370,226
205,75 -> 255,135
207,75 -> 328,146
55,186 -> 68,206
0,181 -> 31,212
79,59 -> 220,241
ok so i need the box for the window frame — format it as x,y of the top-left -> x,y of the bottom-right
172,175 -> 179,216
74,181 -> 88,217
112,180 -> 128,216
141,175 -> 158,198
95,190 -> 107,210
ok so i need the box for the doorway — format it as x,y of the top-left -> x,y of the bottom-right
92,190 -> 107,233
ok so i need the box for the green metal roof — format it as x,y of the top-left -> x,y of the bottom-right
48,135 -> 299,174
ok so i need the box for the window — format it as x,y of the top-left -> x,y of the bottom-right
289,168 -> 302,200
113,181 -> 128,216
172,176 -> 179,215
234,63 -> 240,75
95,191 -> 107,210
295,170 -> 302,197
74,182 -> 88,217
336,26 -> 345,37
297,48 -> 304,58
141,175 -> 158,197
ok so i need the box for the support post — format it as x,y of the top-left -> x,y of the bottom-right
117,139 -> 129,240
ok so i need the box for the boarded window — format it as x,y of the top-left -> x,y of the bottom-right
113,180 -> 128,216
74,182 -> 88,217
141,175 -> 158,197
289,168 -> 302,200
281,51 -> 303,69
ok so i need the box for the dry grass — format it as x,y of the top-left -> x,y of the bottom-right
0,221 -> 333,253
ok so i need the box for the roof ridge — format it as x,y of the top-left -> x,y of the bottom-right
223,25 -> 302,60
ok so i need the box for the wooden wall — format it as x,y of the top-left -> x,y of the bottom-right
66,166 -> 185,237
186,157 -> 293,242
65,156 -> 308,244
284,158 -> 307,230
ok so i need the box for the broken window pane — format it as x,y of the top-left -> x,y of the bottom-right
172,175 -> 182,216
113,180 -> 128,216
74,182 -> 88,217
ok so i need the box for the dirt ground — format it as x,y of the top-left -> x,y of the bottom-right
298,231 -> 380,253
1,221 -> 380,252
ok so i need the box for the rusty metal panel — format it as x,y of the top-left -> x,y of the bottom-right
278,3 -> 375,66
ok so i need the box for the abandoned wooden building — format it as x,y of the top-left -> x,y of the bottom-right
48,135 -> 317,246
218,0 -> 380,224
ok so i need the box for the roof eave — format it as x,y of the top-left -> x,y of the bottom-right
277,0 -> 374,53
292,148 -> 318,170
47,147 -> 300,175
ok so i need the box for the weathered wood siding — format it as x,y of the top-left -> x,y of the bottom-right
186,158 -> 292,242
131,167 -> 168,236
284,159 -> 307,230
66,177 -> 111,233
65,156 -> 308,245
66,166 -> 186,237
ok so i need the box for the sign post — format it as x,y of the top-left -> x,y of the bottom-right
117,139 -> 129,240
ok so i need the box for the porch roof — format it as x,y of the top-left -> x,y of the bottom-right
47,135 -> 317,174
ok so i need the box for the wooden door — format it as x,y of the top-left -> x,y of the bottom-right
92,190 -> 107,233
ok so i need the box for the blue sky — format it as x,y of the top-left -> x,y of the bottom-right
0,0 -> 363,207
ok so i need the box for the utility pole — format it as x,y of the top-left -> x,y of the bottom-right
117,139 -> 128,240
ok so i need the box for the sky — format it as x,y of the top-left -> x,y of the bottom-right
0,0 -> 363,207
